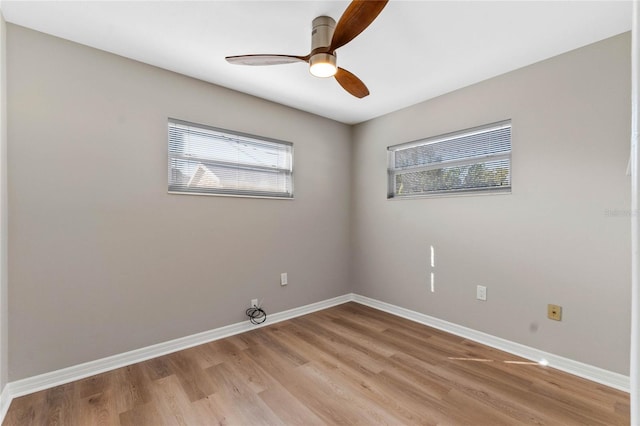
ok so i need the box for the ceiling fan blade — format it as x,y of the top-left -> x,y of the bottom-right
225,54 -> 308,66
330,0 -> 388,51
334,67 -> 369,98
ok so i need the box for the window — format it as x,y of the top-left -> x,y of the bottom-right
387,120 -> 511,198
168,119 -> 293,198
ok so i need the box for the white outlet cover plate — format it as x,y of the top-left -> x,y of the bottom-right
280,273 -> 288,286
476,285 -> 487,301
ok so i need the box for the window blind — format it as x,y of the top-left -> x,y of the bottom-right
388,121 -> 511,198
168,119 -> 293,198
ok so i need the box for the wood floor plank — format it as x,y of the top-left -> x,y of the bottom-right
244,347 -> 369,424
280,323 -> 439,424
387,351 -> 553,425
190,393 -> 240,426
257,383 -> 326,426
262,323 -> 341,371
146,375 -> 201,426
165,351 -> 217,402
205,362 -> 284,425
326,364 -> 440,426
118,402 -> 165,426
141,357 -> 174,382
2,391 -> 47,426
220,348 -> 280,394
112,364 -> 154,414
77,390 -> 120,426
296,361 -> 404,425
2,302 -> 630,425
43,382 -> 78,426
285,318 -> 389,375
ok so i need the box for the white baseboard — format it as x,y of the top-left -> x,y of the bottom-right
4,294 -> 352,403
351,294 -> 630,393
0,292 -> 630,425
0,384 -> 10,423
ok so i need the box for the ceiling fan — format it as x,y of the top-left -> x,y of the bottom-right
225,0 -> 388,99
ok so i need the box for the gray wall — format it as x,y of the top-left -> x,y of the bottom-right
0,13 -> 7,392
7,25 -> 352,381
352,33 -> 631,374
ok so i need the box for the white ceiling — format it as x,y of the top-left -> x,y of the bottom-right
1,0 -> 633,124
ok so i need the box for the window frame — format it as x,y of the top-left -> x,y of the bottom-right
168,118 -> 294,200
387,120 -> 512,199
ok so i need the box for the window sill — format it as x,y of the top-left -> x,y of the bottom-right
168,191 -> 294,200
388,187 -> 511,200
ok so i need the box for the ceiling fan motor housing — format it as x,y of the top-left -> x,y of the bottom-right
310,16 -> 337,76
311,16 -> 336,50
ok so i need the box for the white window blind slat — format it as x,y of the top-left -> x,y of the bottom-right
388,120 -> 511,198
168,119 -> 293,198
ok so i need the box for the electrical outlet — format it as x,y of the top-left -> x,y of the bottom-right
548,304 -> 562,321
280,272 -> 288,286
476,285 -> 487,301
251,298 -> 258,308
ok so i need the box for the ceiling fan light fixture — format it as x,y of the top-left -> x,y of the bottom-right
309,53 -> 337,78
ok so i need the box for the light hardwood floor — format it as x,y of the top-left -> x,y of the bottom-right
3,302 -> 630,425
